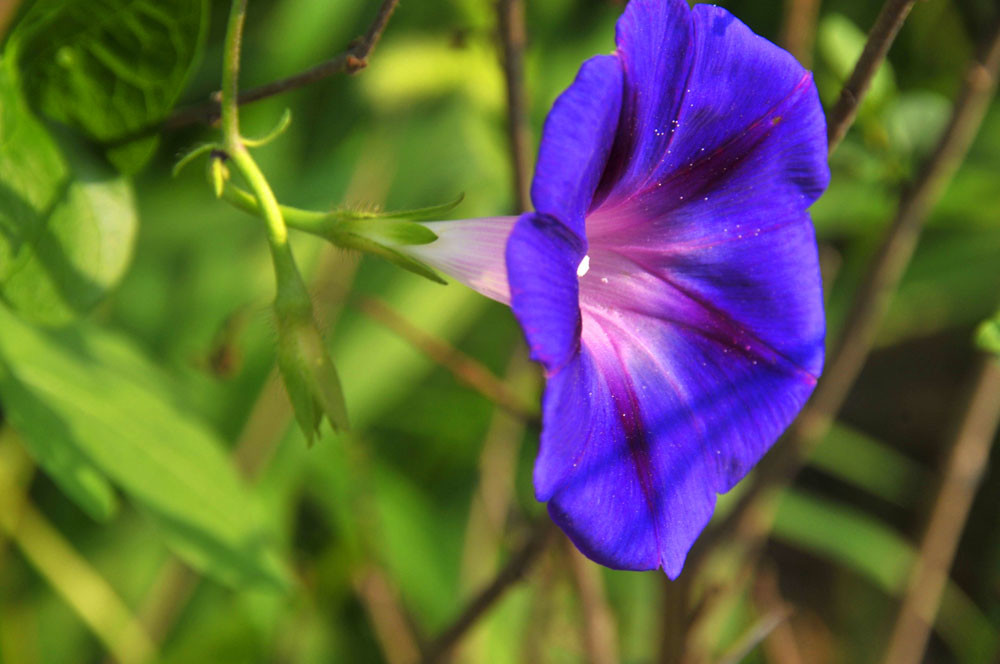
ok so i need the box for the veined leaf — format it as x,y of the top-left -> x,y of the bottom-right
0,59 -> 137,324
7,0 -> 208,173
0,306 -> 291,591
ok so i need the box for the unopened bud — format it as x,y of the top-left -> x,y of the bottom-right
210,153 -> 229,199
276,311 -> 349,444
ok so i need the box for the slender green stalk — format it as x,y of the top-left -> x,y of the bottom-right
219,0 -> 306,306
221,182 -> 331,234
220,0 -> 247,147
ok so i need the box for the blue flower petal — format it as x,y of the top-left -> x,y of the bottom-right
595,0 -> 694,206
523,0 -> 830,576
599,0 -> 827,209
531,55 -> 623,236
537,290 -> 820,576
506,212 -> 586,373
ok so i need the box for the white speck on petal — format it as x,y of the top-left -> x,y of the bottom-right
577,254 -> 591,278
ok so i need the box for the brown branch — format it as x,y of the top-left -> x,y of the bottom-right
689,16 -> 1000,574
882,356 -> 1000,664
565,542 -> 620,664
354,565 -> 423,664
496,0 -> 533,211
421,518 -> 554,664
780,0 -> 821,68
827,0 -> 919,153
164,0 -> 399,131
354,295 -> 540,424
0,0 -> 25,40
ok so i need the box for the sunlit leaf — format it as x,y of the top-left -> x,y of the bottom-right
817,14 -> 896,112
0,60 -> 137,325
7,0 -> 208,173
0,306 -> 291,591
976,314 -> 1000,357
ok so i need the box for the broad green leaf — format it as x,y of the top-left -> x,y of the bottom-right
0,60 -> 137,324
809,423 -> 928,507
775,491 -> 997,663
0,306 -> 291,591
1,390 -> 120,522
8,0 -> 208,173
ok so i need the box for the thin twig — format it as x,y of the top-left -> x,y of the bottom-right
657,574 -> 693,664
780,0 -> 821,68
689,15 -> 1000,573
826,0 -> 919,153
717,607 -> 794,664
882,356 -> 1000,664
753,564 -> 805,664
354,565 -> 422,664
164,0 -> 399,131
565,542 -> 620,664
455,349 -> 536,661
496,0 -> 532,211
421,518 -> 554,664
0,0 -> 24,40
354,295 -> 540,424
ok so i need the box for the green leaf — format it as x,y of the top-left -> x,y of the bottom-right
0,306 -> 291,591
775,491 -> 997,663
976,314 -> 1000,357
0,60 -> 137,325
7,0 -> 208,173
0,388 -> 119,522
817,14 -> 896,112
809,423 -> 928,507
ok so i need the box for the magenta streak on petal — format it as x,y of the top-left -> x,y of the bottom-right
591,72 -> 817,241
606,217 -> 803,254
632,71 -> 815,204
585,248 -> 818,385
582,318 -> 665,562
585,305 -> 708,444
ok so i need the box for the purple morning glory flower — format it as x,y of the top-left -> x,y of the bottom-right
405,0 -> 828,577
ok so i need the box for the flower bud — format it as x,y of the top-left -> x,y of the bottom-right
273,254 -> 348,443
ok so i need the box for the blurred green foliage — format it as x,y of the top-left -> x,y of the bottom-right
0,0 -> 999,663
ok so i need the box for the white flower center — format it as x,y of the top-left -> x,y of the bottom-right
576,254 -> 591,278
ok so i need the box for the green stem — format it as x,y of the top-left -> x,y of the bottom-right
219,0 -> 307,310
221,182 -> 331,235
220,0 -> 246,147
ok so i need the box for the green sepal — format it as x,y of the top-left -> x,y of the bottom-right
333,233 -> 447,285
210,157 -> 229,198
337,218 -> 438,246
325,193 -> 464,224
218,181 -> 452,285
272,255 -> 350,443
276,317 -> 350,444
975,315 -> 1000,358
